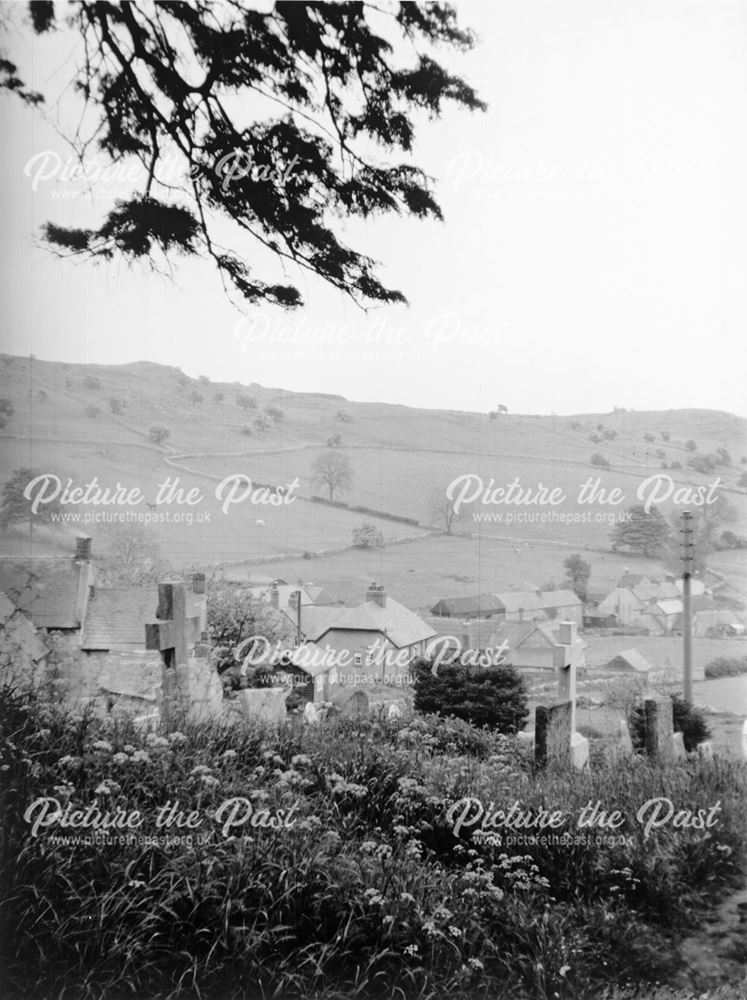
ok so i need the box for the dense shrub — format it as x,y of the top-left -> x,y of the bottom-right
413,660 -> 529,734
704,656 -> 747,679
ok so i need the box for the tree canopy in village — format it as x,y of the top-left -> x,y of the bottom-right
2,1 -> 484,307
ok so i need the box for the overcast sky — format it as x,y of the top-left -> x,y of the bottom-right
1,0 -> 746,416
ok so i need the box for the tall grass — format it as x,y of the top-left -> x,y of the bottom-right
1,685 -> 745,1000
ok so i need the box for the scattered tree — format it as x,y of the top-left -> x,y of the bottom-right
311,451 -> 353,502
0,468 -> 62,529
334,409 -> 353,423
352,522 -> 384,549
236,393 -> 257,411
36,390 -> 48,403
685,439 -> 697,452
253,415 -> 271,435
189,389 -> 204,406
265,404 -> 285,421
85,404 -> 100,419
430,487 -> 465,535
590,453 -> 610,469
83,375 -> 101,390
564,554 -> 591,602
99,522 -> 164,586
611,504 -> 671,557
109,397 -> 124,415
214,391 -> 225,404
0,399 -> 14,419
208,581 -> 287,681
148,424 -> 170,445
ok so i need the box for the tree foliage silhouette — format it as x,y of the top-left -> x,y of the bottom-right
5,2 -> 484,308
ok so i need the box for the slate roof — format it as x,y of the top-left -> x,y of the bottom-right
82,586 -> 159,650
0,591 -> 47,663
605,649 -> 653,673
0,558 -> 90,629
81,585 -> 203,651
494,591 -> 542,614
430,594 -> 503,616
536,589 -> 582,608
299,597 -> 436,649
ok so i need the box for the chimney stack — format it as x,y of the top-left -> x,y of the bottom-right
557,620 -> 576,646
269,581 -> 280,609
366,583 -> 386,608
192,572 -> 206,595
75,536 -> 92,562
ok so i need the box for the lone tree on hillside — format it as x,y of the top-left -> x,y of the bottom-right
4,3 -> 484,308
429,487 -> 464,535
311,451 -> 353,503
564,553 -> 591,602
611,504 -> 671,558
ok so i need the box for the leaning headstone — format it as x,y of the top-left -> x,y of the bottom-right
535,701 -> 573,767
697,740 -> 714,759
671,731 -> 686,759
643,697 -> 674,762
518,729 -> 535,749
238,687 -> 288,726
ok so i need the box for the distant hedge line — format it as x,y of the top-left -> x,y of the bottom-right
310,496 -> 418,525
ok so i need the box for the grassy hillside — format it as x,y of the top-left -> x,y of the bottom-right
1,354 -> 745,603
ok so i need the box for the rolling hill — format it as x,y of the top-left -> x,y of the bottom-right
1,353 -> 745,611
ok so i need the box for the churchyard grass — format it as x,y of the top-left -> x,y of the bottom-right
1,685 -> 746,1000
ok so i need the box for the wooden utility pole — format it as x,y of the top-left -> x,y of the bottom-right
680,510 -> 694,703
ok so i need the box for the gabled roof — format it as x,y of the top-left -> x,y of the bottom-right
0,591 -> 47,664
617,573 -> 651,589
516,622 -> 588,650
82,586 -> 158,650
0,557 -> 91,629
430,594 -> 503,616
605,649 -> 653,673
652,598 -> 683,616
494,591 -> 542,614
304,586 -> 338,607
300,597 -> 436,649
82,584 -> 203,651
536,589 -> 582,608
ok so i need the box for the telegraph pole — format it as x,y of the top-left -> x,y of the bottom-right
680,510 -> 694,703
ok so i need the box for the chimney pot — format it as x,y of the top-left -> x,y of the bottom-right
269,582 -> 279,609
192,572 -> 206,595
366,583 -> 386,608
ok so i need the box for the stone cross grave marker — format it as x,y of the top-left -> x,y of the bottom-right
145,581 -> 201,726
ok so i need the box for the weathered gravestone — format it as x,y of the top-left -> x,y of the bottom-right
329,687 -> 369,718
643,696 -> 674,762
145,581 -> 201,726
535,701 -> 573,768
671,731 -> 687,759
